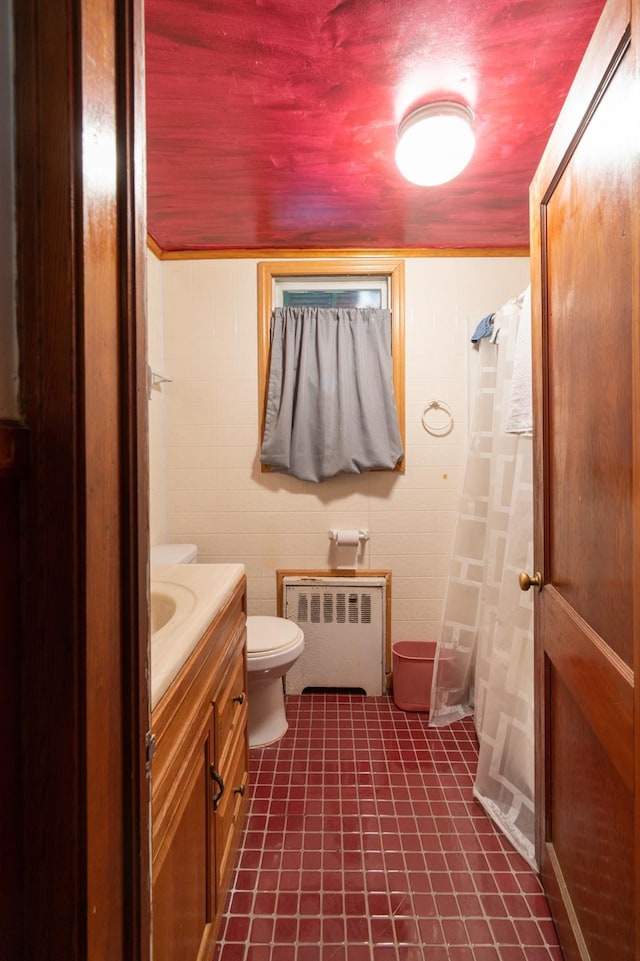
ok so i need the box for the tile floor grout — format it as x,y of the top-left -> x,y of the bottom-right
214,693 -> 561,961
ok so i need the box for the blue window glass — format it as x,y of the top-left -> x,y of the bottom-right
282,289 -> 382,308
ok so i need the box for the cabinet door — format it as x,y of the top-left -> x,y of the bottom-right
215,652 -> 246,770
212,640 -> 249,913
152,709 -> 216,961
214,728 -> 249,901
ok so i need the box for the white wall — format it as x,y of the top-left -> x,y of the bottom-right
148,254 -> 529,642
1,2 -> 18,419
147,252 -> 167,544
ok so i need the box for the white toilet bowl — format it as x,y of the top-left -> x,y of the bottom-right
246,616 -> 304,749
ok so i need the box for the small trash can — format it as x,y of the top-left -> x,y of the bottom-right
392,640 -> 437,712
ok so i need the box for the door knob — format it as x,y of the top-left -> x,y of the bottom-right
519,571 -> 542,592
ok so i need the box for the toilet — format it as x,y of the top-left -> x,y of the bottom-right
246,616 -> 304,749
150,543 -> 198,565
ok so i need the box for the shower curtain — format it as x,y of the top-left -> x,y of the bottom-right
429,289 -> 536,869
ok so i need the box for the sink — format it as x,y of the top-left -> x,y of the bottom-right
150,590 -> 177,633
149,563 -> 245,709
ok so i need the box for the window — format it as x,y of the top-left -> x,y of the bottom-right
258,259 -> 405,474
275,275 -> 389,309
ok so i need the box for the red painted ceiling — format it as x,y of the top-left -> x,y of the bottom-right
145,0 -> 606,253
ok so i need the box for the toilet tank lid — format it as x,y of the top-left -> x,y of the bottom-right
151,543 -> 197,565
246,615 -> 303,653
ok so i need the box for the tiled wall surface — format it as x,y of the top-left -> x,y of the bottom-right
148,255 -> 529,642
148,251 -> 167,545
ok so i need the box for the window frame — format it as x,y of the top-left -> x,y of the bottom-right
257,258 -> 405,474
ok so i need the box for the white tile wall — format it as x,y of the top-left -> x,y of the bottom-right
148,254 -> 530,642
147,252 -> 167,546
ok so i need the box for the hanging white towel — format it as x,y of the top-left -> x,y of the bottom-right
505,286 -> 533,436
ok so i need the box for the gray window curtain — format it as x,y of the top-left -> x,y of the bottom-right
261,307 -> 403,483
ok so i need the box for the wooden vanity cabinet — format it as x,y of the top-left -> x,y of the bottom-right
151,578 -> 249,961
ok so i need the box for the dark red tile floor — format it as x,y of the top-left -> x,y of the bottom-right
215,694 -> 562,961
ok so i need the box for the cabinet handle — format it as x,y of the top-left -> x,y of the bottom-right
210,765 -> 225,810
232,693 -> 245,705
233,784 -> 245,797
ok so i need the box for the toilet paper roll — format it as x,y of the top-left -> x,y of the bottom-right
335,529 -> 360,547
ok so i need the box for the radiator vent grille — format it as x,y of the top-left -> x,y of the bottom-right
323,593 -> 333,623
296,590 -> 374,625
361,593 -> 371,623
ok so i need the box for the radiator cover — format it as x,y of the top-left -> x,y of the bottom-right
282,576 -> 386,695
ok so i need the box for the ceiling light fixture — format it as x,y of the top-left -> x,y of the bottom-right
395,101 -> 475,187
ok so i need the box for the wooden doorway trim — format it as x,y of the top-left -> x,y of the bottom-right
13,1 -> 150,959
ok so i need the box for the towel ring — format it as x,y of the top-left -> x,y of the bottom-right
422,400 -> 454,437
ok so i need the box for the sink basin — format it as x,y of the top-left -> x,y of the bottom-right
150,590 -> 177,633
149,564 -> 245,709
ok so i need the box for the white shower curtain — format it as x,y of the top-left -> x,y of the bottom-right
429,290 -> 536,869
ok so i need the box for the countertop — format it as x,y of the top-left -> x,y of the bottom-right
150,562 -> 245,709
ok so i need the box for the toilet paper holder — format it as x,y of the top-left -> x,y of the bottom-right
328,528 -> 370,543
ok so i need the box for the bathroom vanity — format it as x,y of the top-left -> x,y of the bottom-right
150,566 -> 248,961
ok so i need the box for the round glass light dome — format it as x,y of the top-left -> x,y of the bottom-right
395,101 -> 475,187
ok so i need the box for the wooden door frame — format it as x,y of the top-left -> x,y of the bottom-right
634,1 -> 640,946
12,1 -> 150,959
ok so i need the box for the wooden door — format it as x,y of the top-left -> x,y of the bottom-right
529,0 -> 639,958
12,1 -> 150,959
153,708 -> 216,961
